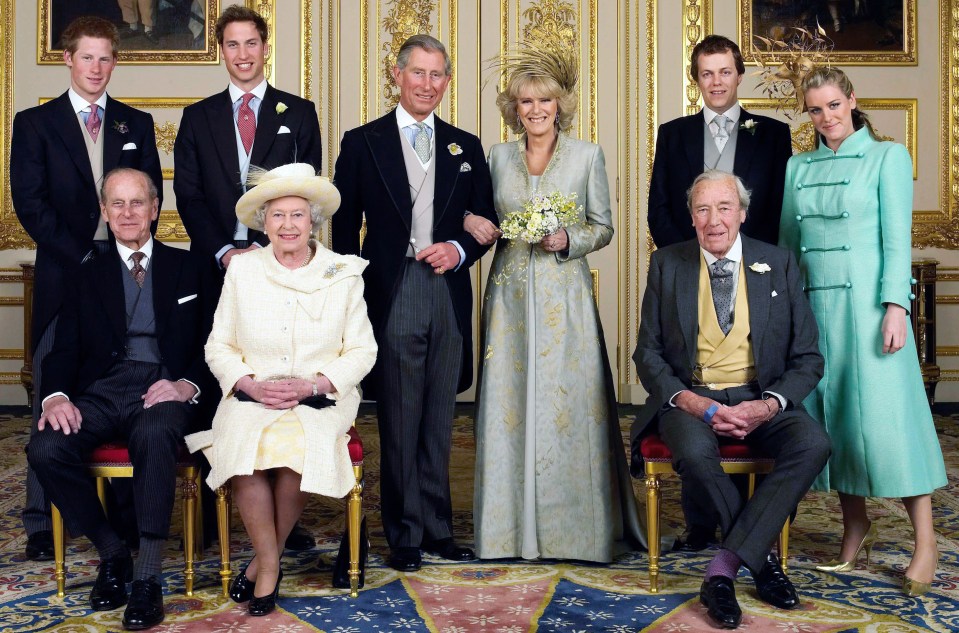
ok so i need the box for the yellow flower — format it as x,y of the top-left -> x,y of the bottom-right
276,102 -> 288,114
448,143 -> 463,156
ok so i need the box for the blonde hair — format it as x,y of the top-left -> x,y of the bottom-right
801,67 -> 877,148
496,74 -> 577,134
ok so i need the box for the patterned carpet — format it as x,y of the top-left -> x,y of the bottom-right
1,404 -> 958,632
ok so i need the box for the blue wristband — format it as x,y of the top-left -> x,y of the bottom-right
703,403 -> 719,425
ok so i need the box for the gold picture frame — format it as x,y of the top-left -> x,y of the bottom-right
738,0 -> 917,66
37,0 -> 220,64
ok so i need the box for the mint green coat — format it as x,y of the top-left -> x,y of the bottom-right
779,127 -> 946,497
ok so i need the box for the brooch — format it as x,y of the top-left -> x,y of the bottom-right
323,262 -> 346,279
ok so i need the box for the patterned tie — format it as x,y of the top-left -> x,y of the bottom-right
709,258 -> 734,335
412,122 -> 431,163
238,93 -> 256,155
86,104 -> 101,142
713,114 -> 729,151
130,251 -> 146,288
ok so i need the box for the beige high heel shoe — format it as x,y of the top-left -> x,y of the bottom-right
816,522 -> 878,573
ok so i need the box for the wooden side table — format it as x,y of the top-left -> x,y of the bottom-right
911,259 -> 939,405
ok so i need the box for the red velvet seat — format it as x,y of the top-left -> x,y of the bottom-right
639,433 -> 787,593
50,442 -> 203,598
214,425 -> 366,598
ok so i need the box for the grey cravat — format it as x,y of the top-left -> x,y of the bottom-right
412,122 -> 432,164
713,114 -> 729,151
709,258 -> 734,335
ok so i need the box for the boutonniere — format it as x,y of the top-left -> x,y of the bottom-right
739,119 -> 758,135
749,262 -> 771,274
113,121 -> 129,134
459,162 -> 472,173
323,262 -> 346,279
448,143 -> 463,156
275,102 -> 288,114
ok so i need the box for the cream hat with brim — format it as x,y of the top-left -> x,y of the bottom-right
235,163 -> 341,230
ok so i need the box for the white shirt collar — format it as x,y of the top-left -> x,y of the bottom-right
68,88 -> 108,115
395,103 -> 435,131
701,233 -> 743,266
116,237 -> 155,269
228,79 -> 268,104
703,103 -> 741,126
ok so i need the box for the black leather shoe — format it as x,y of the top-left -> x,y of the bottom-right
229,557 -> 256,603
332,517 -> 368,589
700,576 -> 742,629
422,538 -> 476,561
753,553 -> 800,609
388,547 -> 422,572
673,525 -> 718,552
248,571 -> 282,617
122,576 -> 164,630
90,553 -> 133,611
25,530 -> 54,561
142,30 -> 160,46
284,522 -> 315,552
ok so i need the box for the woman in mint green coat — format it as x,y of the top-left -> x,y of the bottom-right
779,67 -> 946,596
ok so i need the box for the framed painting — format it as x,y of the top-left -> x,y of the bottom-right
38,0 -> 220,64
739,0 -> 917,65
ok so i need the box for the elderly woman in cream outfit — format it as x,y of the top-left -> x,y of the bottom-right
186,164 -> 376,616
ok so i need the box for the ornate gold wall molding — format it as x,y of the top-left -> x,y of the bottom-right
682,0 -> 712,116
248,0 -> 277,81
0,0 -> 17,248
381,1 -> 435,110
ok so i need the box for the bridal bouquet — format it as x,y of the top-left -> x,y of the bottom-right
500,191 -> 582,243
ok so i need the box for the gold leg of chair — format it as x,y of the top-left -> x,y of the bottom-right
348,464 -> 363,598
645,472 -> 661,593
779,516 -> 790,573
182,469 -> 197,596
216,485 -> 232,598
747,473 -> 756,498
96,478 -> 107,513
194,473 -> 205,560
52,504 -> 66,598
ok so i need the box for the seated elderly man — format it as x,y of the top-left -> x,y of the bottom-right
631,170 -> 830,629
28,167 -> 214,631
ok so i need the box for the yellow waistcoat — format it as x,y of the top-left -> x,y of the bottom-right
694,256 -> 757,389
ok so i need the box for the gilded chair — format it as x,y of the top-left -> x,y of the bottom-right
50,442 -> 202,597
639,433 -> 790,593
214,425 -> 366,598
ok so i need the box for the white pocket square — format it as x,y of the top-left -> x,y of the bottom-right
178,294 -> 198,305
771,290 -> 778,298
277,126 -> 291,134
459,162 -> 472,172
121,142 -> 137,150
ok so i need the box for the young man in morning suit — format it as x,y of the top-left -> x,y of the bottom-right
331,35 -> 498,572
10,15 -> 162,563
28,168 -> 215,630
645,34 -> 793,550
648,34 -> 792,248
632,171 -> 829,629
173,5 -> 322,552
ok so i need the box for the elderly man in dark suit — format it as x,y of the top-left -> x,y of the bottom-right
332,34 -> 497,573
632,170 -> 830,629
11,15 -> 162,562
173,4 -> 321,551
648,34 -> 791,249
28,168 -> 214,631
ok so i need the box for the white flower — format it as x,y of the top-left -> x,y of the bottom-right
749,262 -> 771,274
448,143 -> 463,155
276,102 -> 288,114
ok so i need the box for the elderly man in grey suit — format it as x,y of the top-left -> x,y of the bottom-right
632,170 -> 830,629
